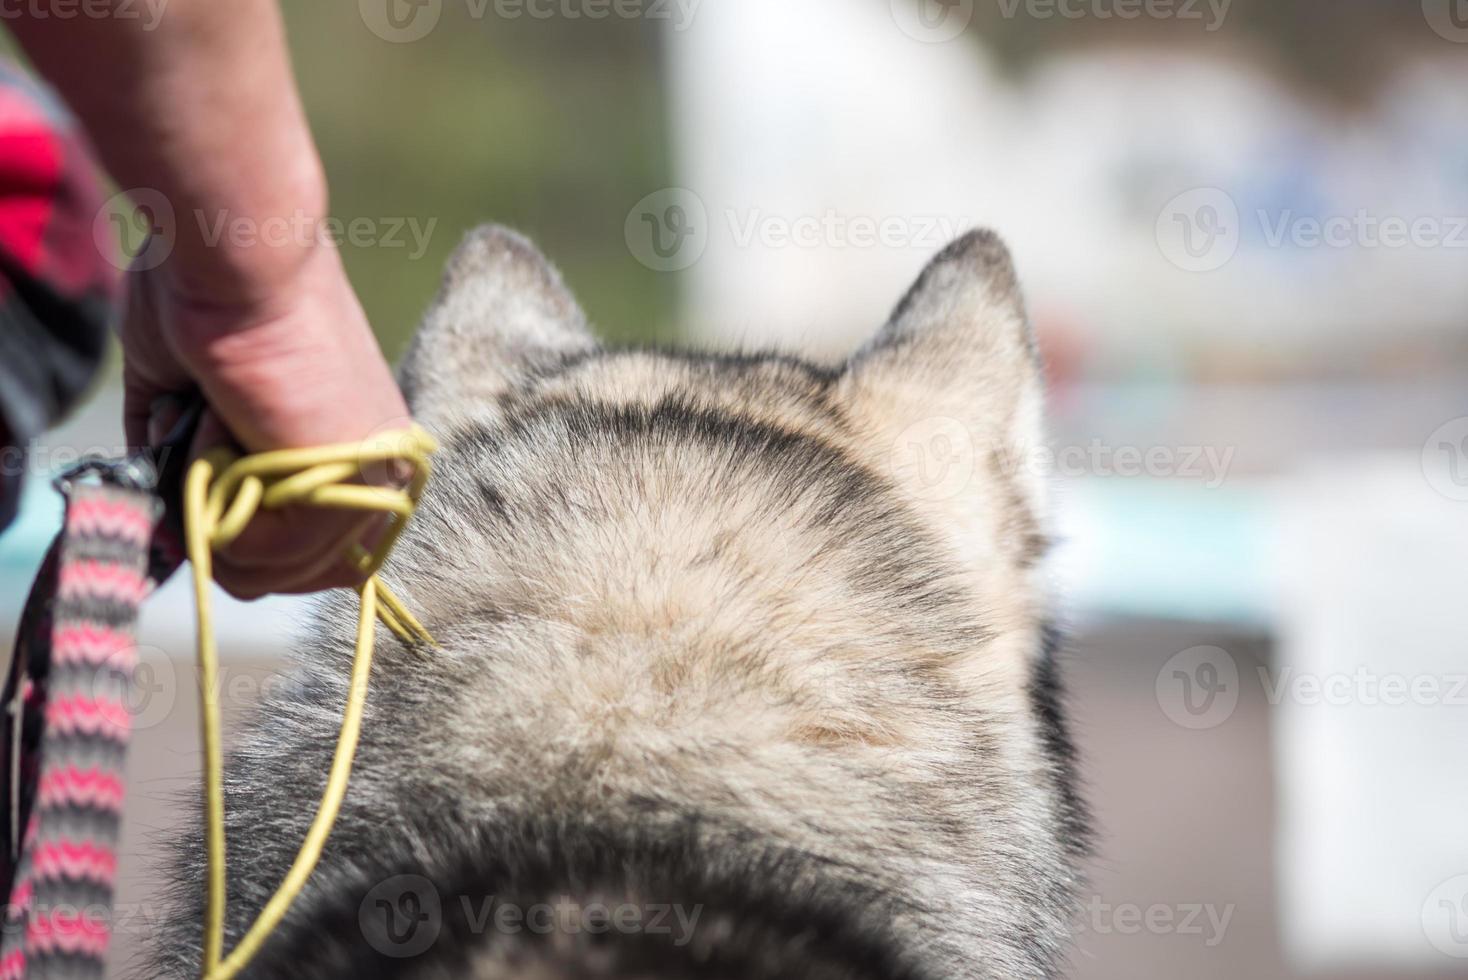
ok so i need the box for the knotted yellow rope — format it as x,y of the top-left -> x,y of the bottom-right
182,425 -> 438,980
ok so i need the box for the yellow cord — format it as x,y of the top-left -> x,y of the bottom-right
182,425 -> 438,980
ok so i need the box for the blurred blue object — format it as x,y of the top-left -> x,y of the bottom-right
1,478 -> 63,622
1057,478 -> 1277,628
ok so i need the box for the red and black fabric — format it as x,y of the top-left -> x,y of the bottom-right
0,61 -> 118,528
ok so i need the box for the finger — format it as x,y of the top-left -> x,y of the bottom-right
213,521 -> 375,599
183,411 -> 372,595
184,409 -> 415,599
215,507 -> 380,584
119,273 -> 191,448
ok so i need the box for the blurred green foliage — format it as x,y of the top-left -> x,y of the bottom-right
1,5 -> 678,361
281,4 -> 678,355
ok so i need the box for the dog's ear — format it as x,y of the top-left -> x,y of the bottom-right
400,225 -> 596,425
839,229 -> 1047,566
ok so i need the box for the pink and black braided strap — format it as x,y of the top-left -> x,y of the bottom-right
2,478 -> 165,979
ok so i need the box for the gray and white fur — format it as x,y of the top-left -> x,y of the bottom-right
146,225 -> 1088,979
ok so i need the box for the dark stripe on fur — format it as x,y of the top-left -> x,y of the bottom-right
1029,622 -> 1091,860
247,814 -> 936,980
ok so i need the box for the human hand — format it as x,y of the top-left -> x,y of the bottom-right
121,234 -> 413,599
8,0 -> 418,598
